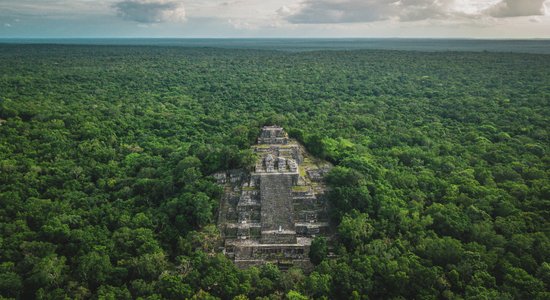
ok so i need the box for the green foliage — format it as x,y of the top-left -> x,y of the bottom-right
0,44 -> 548,299
157,273 -> 193,299
76,249 -> 113,289
0,262 -> 22,298
304,271 -> 330,298
287,290 -> 308,300
309,237 -> 328,265
338,212 -> 374,250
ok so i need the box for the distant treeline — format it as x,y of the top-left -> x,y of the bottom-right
2,38 -> 550,54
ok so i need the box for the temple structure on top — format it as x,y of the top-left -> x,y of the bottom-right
257,125 -> 289,145
214,126 -> 332,270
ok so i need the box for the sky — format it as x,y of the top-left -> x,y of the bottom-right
0,0 -> 549,38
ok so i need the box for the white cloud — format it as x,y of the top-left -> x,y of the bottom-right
113,0 -> 186,23
0,0 -> 549,37
277,5 -> 293,17
285,0 -> 395,23
284,0 -> 549,23
0,0 -> 114,18
399,0 -> 456,22
285,0 -> 474,24
182,0 -> 298,31
485,0 -> 547,18
228,18 -> 257,29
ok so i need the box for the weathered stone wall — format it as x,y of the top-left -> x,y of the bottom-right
217,126 -> 332,270
259,174 -> 295,233
260,232 -> 298,244
258,126 -> 289,145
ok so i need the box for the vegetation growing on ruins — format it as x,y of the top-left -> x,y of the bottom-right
0,44 -> 549,299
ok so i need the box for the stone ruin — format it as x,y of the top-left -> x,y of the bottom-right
214,126 -> 332,270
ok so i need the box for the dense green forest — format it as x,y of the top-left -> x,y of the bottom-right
0,44 -> 548,299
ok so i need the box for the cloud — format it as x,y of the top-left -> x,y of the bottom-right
485,0 -> 547,18
228,18 -> 257,29
276,5 -> 293,17
114,0 -> 186,23
284,0 -> 464,24
285,0 -> 394,23
399,0 -> 456,21
284,0 -> 550,24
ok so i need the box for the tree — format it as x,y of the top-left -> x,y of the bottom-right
416,237 -> 464,267
287,290 -> 308,300
503,267 -> 545,299
27,254 -> 67,291
0,262 -> 22,298
304,271 -> 331,298
76,250 -> 113,289
309,237 -> 328,265
158,273 -> 193,299
425,203 -> 470,238
338,212 -> 374,250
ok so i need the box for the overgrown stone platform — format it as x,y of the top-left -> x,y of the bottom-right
214,126 -> 332,270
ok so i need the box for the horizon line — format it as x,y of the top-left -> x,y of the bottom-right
1,37 -> 550,41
